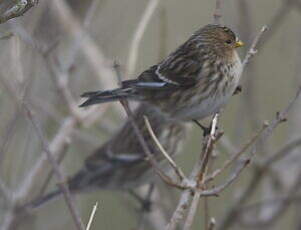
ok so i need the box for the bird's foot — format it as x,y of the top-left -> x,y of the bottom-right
129,186 -> 154,213
233,85 -> 242,95
193,120 -> 214,136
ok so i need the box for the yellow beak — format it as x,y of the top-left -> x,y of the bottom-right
235,40 -> 244,48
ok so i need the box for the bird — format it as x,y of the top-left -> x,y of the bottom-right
23,103 -> 186,209
79,24 -> 244,123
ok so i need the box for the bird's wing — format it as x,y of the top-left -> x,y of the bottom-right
84,144 -> 144,171
136,41 -> 207,90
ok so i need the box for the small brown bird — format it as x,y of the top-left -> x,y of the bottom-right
80,24 -> 243,122
25,103 -> 186,208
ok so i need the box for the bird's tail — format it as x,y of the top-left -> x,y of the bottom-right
19,189 -> 62,210
79,80 -> 139,107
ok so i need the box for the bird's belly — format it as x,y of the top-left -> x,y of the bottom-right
174,92 -> 231,121
172,61 -> 242,121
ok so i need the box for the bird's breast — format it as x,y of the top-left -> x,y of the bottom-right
172,56 -> 242,121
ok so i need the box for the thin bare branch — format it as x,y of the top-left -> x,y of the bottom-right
242,25 -> 268,69
144,116 -> 186,181
127,0 -> 160,75
213,0 -> 222,24
208,218 -> 216,230
165,190 -> 192,230
22,102 -> 85,230
238,169 -> 301,228
86,202 -> 99,230
205,122 -> 268,183
50,0 -> 117,90
0,178 -> 12,205
183,190 -> 202,230
262,137 -> 301,166
38,146 -> 69,197
218,87 -> 301,230
119,100 -> 182,189
166,114 -> 220,230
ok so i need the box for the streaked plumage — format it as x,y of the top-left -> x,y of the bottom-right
80,24 -> 243,121
25,103 -> 186,208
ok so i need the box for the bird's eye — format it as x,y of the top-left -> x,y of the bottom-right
225,39 -> 232,44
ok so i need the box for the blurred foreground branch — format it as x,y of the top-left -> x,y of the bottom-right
0,0 -> 38,24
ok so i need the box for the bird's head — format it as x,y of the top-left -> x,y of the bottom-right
193,24 -> 244,59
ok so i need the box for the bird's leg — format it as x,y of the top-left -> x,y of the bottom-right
129,184 -> 155,230
233,85 -> 242,95
193,120 -> 211,136
128,183 -> 155,213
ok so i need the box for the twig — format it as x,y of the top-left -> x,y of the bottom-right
158,6 -> 168,60
257,0 -> 294,51
0,178 -> 12,205
38,147 -> 69,197
239,194 -> 301,214
0,212 -> 15,230
208,218 -> 216,230
113,61 -> 123,86
50,0 -> 118,91
236,0 -> 260,131
182,114 -> 221,230
22,102 -> 85,230
242,25 -> 268,69
16,117 -> 76,197
218,86 -> 301,230
166,24 -> 290,228
0,30 -> 110,227
197,114 -> 220,184
262,137 -> 301,166
144,116 -> 186,181
0,0 -> 38,24
0,57 -> 84,229
183,190 -> 202,230
64,0 -> 100,70
127,0 -> 160,75
213,0 -> 222,24
214,13 -> 291,230
50,0 -> 125,122
0,109 -> 19,170
136,184 -> 155,230
45,0 -> 100,119
166,190 -> 193,230
210,95 -> 301,198
119,100 -> 182,189
86,202 -> 98,230
205,122 -> 268,183
44,56 -> 82,120
238,169 -> 301,228
204,197 -> 209,230
200,159 -> 251,197
166,114 -> 220,230
1,18 -> 116,225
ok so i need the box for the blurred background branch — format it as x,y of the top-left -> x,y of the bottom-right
0,0 -> 300,230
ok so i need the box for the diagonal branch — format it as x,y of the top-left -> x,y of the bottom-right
205,122 -> 268,183
119,100 -> 184,189
126,0 -> 160,75
22,102 -> 85,230
144,116 -> 186,181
